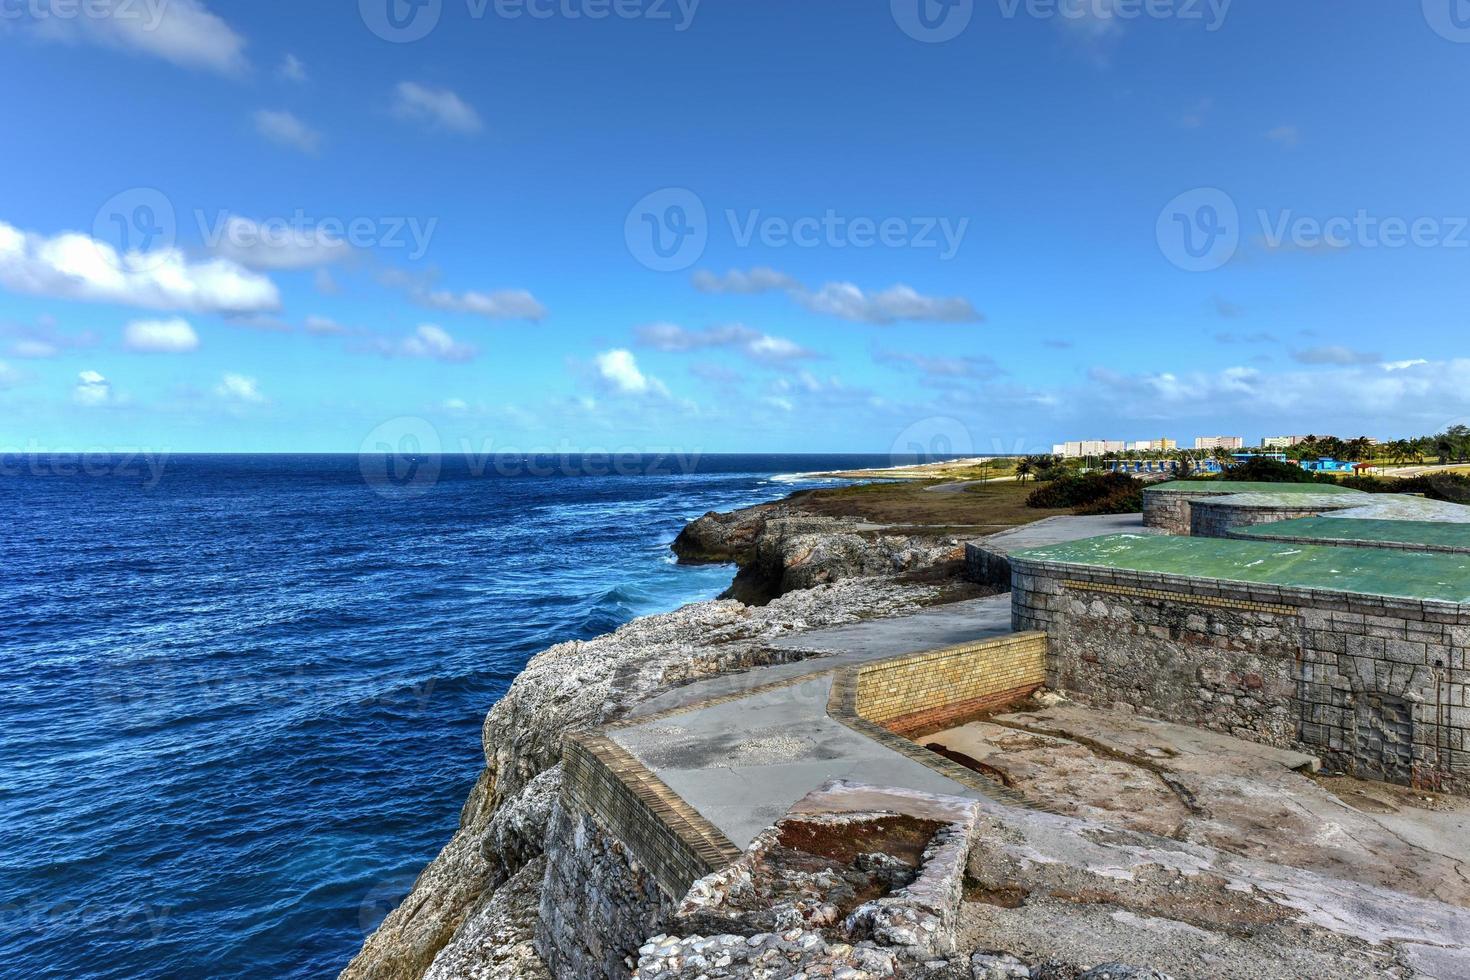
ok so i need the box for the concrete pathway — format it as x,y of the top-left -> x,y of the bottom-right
631,595 -> 1013,718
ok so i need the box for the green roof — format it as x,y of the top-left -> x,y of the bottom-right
1238,517 -> 1470,551
1149,481 -> 1363,495
1011,533 -> 1470,603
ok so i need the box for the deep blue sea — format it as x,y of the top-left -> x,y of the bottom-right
0,452 -> 908,980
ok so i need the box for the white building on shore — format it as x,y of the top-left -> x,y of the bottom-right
1194,436 -> 1245,451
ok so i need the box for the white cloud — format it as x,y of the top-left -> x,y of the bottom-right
419,288 -> 547,322
10,339 -> 58,358
797,282 -> 983,325
594,348 -> 669,397
314,268 -> 340,295
875,349 -> 1001,381
0,359 -> 19,387
124,317 -> 199,353
383,323 -> 475,362
1292,345 -> 1381,366
253,110 -> 322,154
304,315 -> 347,335
214,372 -> 265,403
391,82 -> 483,134
691,268 -> 983,326
0,220 -> 280,314
73,369 -> 112,406
691,267 -> 800,295
1266,124 -> 1301,147
633,322 -> 817,365
20,0 -> 247,75
278,53 -> 307,83
205,216 -> 350,269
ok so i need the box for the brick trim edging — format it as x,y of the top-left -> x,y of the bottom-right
562,733 -> 743,898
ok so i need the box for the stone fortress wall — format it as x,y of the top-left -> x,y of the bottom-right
1188,496 -> 1356,538
1009,554 -> 1470,794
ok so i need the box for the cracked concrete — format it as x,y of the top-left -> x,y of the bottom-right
928,704 -> 1470,909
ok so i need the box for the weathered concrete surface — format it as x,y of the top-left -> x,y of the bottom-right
768,594 -> 1015,656
959,797 -> 1470,979
611,674 -> 985,850
630,595 -> 1015,719
928,704 -> 1470,909
965,515 -> 1156,588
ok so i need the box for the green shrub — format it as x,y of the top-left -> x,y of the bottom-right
1074,482 -> 1145,515
1340,473 -> 1470,504
1221,458 -> 1319,483
1027,471 -> 1141,510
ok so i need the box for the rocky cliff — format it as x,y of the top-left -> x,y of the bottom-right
341,502 -> 965,979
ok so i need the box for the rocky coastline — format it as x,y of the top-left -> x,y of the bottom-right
341,498 -> 969,979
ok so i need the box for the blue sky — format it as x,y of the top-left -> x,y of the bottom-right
3,0 -> 1469,455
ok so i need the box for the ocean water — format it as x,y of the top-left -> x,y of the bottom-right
0,453 -> 902,980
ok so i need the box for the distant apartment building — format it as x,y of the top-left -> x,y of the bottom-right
1052,440 -> 1127,458
1262,435 -> 1312,449
1128,439 -> 1178,452
1194,436 -> 1245,451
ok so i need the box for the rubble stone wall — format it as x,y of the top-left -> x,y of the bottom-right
1143,488 -> 1225,534
1190,500 -> 1343,538
1010,557 -> 1470,794
855,632 -> 1047,736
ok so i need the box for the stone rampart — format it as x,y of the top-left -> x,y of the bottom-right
1010,557 -> 1470,794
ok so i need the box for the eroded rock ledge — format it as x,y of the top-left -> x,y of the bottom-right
342,503 -> 959,980
672,503 -> 959,605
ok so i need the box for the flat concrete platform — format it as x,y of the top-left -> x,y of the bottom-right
972,513 -> 1153,555
928,704 -> 1470,910
611,674 -> 981,849
632,595 -> 1015,718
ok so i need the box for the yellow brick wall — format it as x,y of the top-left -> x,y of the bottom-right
854,632 -> 1048,733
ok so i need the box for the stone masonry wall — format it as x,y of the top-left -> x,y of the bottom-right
964,541 -> 1012,589
1143,488 -> 1225,534
1011,558 -> 1470,794
536,799 -> 670,980
855,632 -> 1047,736
1190,501 -> 1342,539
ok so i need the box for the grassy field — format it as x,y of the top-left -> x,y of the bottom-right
786,479 -> 1069,536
